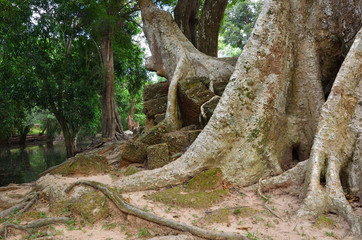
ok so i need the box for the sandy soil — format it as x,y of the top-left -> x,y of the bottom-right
1,173 -> 361,240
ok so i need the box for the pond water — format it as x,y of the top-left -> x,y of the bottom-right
0,143 -> 69,187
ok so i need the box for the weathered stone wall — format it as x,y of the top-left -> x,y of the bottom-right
143,76 -> 228,131
143,81 -> 169,131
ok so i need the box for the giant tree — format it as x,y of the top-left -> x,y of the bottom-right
113,0 -> 362,234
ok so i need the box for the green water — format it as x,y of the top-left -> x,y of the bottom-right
0,143 -> 67,186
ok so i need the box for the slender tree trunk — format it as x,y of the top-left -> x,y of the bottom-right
128,99 -> 135,131
197,0 -> 228,57
100,32 -> 123,140
19,126 -> 30,146
62,126 -> 76,158
55,114 -> 77,158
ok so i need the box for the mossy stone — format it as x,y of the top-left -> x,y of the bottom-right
148,187 -> 227,209
233,207 -> 262,218
201,208 -> 230,224
187,168 -> 223,191
121,140 -> 148,164
124,165 -> 140,176
70,191 -> 110,223
52,154 -> 109,176
314,215 -> 335,229
19,211 -> 48,221
147,143 -> 170,170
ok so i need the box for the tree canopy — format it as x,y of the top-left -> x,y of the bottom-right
0,0 -> 149,156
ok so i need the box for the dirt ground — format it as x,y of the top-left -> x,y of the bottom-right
1,172 -> 361,240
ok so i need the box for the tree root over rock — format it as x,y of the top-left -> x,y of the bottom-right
0,217 -> 69,239
66,180 -> 247,240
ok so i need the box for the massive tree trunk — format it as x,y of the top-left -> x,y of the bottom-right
141,0 -> 234,131
116,0 -> 361,234
100,32 -> 124,140
298,28 -> 362,234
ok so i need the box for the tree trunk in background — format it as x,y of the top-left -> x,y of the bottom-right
55,114 -> 77,158
60,123 -> 76,158
174,0 -> 227,57
128,99 -> 135,131
118,0 -> 361,233
19,125 -> 30,146
100,32 -> 124,140
63,128 -> 76,158
174,0 -> 200,47
197,0 -> 228,57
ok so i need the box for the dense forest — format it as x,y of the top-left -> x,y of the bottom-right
1,0 -> 361,239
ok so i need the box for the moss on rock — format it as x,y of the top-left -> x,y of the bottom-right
314,215 -> 335,229
70,191 -> 110,223
19,211 -> 48,222
124,165 -> 141,176
52,154 -> 109,176
148,187 -> 227,209
233,207 -> 263,218
200,208 -> 230,224
187,168 -> 223,191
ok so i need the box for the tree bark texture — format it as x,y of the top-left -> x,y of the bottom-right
298,27 -> 362,234
174,0 -> 228,57
197,0 -> 228,57
174,0 -> 200,47
123,0 -> 361,234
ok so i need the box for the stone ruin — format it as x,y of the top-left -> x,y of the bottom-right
120,74 -> 230,171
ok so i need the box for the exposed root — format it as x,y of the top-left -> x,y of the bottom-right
263,203 -> 284,222
257,179 -> 284,221
257,178 -> 269,202
114,147 -> 208,192
66,180 -> 247,240
0,217 -> 70,238
0,193 -> 37,219
16,193 -> 37,215
259,160 -> 308,191
0,202 -> 28,219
